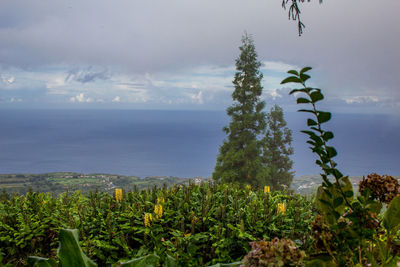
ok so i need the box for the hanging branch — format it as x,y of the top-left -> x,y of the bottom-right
282,0 -> 323,36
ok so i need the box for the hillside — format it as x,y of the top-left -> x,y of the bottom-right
0,172 -> 198,195
1,172 -> 398,195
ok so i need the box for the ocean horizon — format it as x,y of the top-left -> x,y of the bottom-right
0,109 -> 399,178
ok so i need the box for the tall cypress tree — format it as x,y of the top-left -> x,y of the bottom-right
263,104 -> 294,190
213,33 -> 268,187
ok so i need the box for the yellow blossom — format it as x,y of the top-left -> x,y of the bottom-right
264,186 -> 270,194
144,213 -> 153,227
115,188 -> 123,202
277,203 -> 286,214
154,204 -> 163,219
157,197 -> 165,204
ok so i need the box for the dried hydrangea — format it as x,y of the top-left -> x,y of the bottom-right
241,237 -> 305,267
359,173 -> 400,204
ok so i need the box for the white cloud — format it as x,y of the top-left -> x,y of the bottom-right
112,96 -> 121,102
344,96 -> 379,104
1,74 -> 16,85
189,90 -> 204,104
267,88 -> 282,99
9,97 -> 23,102
261,61 -> 299,73
45,76 -> 66,89
69,93 -> 93,103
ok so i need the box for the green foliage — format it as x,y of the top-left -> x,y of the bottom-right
28,229 -> 163,267
213,33 -> 269,188
383,196 -> 400,234
27,257 -> 57,267
57,229 -> 97,267
282,67 -> 400,266
0,183 -> 314,266
263,104 -> 294,190
28,229 -> 96,267
119,254 -> 160,267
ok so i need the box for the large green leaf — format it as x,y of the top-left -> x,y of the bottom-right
58,229 -> 97,267
28,256 -> 57,267
300,66 -> 312,74
383,196 -> 400,233
119,254 -> 160,267
164,254 -> 179,267
315,177 -> 353,224
281,76 -> 302,84
207,262 -> 242,267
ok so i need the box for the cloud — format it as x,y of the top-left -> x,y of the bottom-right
344,96 -> 379,104
266,88 -> 283,100
1,74 -> 15,84
69,93 -> 93,103
112,96 -> 120,102
189,90 -> 204,104
261,61 -> 298,73
65,67 -> 109,84
9,97 -> 22,102
0,0 -> 399,113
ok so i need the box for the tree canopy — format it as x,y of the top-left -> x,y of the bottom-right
213,33 -> 269,188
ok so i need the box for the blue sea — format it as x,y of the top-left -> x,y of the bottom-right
0,109 -> 399,178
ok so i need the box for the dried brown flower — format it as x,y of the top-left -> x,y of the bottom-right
359,173 -> 400,204
242,237 -> 305,266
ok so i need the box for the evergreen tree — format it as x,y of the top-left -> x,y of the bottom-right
213,33 -> 268,188
263,104 -> 294,190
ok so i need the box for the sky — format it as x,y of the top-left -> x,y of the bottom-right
1,0 -> 400,114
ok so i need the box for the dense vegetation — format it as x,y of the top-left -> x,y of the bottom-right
0,182 -> 314,266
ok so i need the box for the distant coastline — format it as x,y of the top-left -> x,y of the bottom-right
1,172 -> 397,195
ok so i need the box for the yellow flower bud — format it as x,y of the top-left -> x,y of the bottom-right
154,204 -> 163,219
144,213 -> 153,227
264,186 -> 270,194
277,203 -> 286,214
115,188 -> 123,202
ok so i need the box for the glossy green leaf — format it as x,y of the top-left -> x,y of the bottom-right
383,196 -> 400,233
310,90 -> 324,103
164,254 -> 179,267
298,109 -> 315,114
289,88 -> 305,94
119,254 -> 160,267
326,146 -> 337,158
287,70 -> 299,76
300,66 -> 312,74
58,229 -> 97,267
317,111 -> 331,124
307,119 -> 318,126
344,190 -> 354,198
28,256 -> 57,267
333,197 -> 344,208
322,131 -> 334,141
300,73 -> 310,82
368,201 -> 382,214
301,130 -> 318,138
207,262 -> 242,267
297,97 -> 311,104
281,76 -> 302,84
